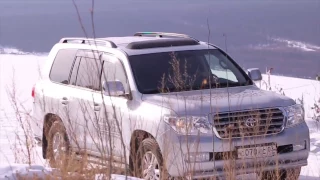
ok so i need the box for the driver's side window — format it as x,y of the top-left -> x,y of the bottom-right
205,54 -> 238,82
101,54 -> 129,96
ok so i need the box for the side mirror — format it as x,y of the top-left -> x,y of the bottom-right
102,80 -> 125,96
247,68 -> 262,81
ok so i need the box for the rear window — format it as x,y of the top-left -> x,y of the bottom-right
49,49 -> 77,84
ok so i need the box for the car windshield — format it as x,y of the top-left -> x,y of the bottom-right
129,49 -> 253,94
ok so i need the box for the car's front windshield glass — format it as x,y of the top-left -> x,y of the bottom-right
129,49 -> 253,94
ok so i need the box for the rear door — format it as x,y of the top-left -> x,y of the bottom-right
67,49 -> 105,154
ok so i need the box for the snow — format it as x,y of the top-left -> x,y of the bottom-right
0,54 -> 319,179
0,164 -> 141,180
0,164 -> 53,179
257,74 -> 320,179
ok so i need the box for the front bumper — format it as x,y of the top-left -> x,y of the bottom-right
160,122 -> 310,179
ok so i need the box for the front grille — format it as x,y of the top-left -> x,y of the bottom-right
213,108 -> 284,138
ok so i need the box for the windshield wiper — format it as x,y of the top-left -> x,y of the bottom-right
219,81 -> 251,88
200,80 -> 246,89
143,86 -> 196,94
143,89 -> 161,94
142,81 -> 248,94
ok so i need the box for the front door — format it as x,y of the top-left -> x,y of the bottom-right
67,50 -> 131,167
91,53 -> 132,165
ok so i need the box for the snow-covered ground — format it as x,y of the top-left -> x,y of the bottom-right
0,54 -> 319,179
257,74 -> 320,180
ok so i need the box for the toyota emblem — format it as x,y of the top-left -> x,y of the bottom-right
245,117 -> 257,128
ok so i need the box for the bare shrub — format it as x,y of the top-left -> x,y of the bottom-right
1,1 -> 312,180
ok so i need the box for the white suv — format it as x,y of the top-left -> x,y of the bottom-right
31,32 -> 309,179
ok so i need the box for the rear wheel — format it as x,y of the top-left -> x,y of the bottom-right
46,121 -> 70,169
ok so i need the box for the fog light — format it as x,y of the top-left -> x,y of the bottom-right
293,141 -> 306,151
185,152 -> 210,162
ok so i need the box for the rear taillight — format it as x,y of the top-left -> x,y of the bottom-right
32,85 -> 35,98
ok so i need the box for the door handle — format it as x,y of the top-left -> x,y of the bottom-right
94,103 -> 100,111
61,97 -> 68,105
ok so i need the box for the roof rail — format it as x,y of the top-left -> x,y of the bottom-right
59,37 -> 117,48
134,32 -> 199,42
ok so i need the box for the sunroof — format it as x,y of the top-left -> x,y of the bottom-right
126,38 -> 199,49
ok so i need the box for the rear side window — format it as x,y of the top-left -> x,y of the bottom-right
50,49 -> 77,84
75,56 -> 103,91
69,57 -> 81,86
69,50 -> 103,91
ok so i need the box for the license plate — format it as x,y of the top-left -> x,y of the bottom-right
237,144 -> 277,159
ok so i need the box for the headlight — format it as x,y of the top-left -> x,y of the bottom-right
163,115 -> 212,135
284,104 -> 305,127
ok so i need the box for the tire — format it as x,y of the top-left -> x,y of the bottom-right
46,121 -> 70,169
134,138 -> 170,180
260,167 -> 301,180
285,167 -> 301,180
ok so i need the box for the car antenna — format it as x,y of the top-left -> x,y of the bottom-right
206,17 -> 217,173
223,33 -> 231,115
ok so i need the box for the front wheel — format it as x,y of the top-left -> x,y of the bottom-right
135,138 -> 169,180
285,167 -> 301,180
260,167 -> 301,180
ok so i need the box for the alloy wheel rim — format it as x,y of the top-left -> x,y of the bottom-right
52,132 -> 67,163
142,151 -> 161,180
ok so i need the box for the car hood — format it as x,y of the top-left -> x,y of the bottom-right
141,85 -> 295,115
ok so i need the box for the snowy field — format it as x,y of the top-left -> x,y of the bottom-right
0,54 -> 319,179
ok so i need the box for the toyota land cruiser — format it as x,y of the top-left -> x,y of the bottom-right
30,32 -> 309,179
